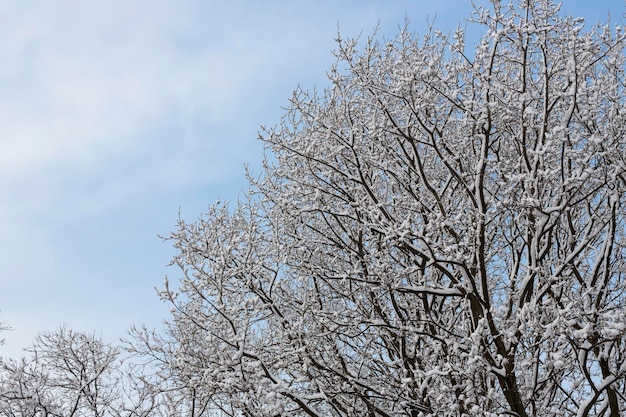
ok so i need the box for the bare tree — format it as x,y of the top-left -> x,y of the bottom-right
149,1 -> 626,416
0,326 -> 160,417
0,355 -> 60,417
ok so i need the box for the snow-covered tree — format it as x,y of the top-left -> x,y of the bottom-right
0,326 -> 159,417
150,1 -> 626,416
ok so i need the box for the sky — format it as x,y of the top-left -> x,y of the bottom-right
0,0 -> 621,359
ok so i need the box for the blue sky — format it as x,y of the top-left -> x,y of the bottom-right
0,0 -> 621,358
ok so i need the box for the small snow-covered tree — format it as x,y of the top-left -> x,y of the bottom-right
0,326 -> 159,417
155,1 -> 626,416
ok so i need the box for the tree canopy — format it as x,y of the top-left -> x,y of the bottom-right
150,1 -> 626,416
